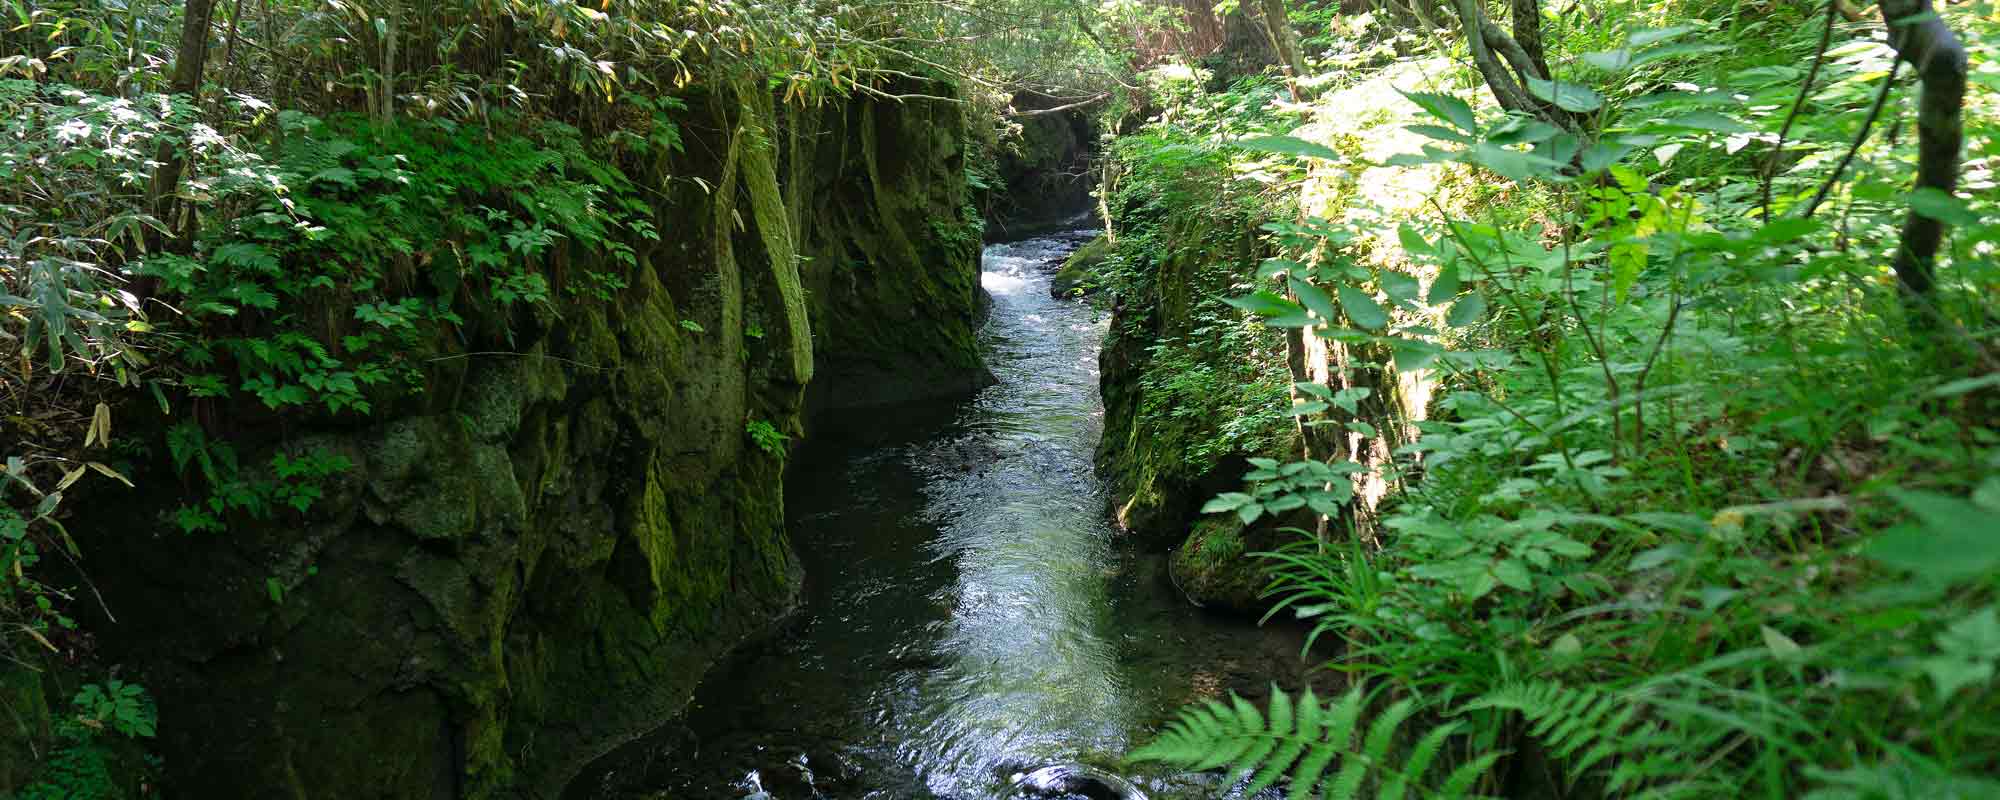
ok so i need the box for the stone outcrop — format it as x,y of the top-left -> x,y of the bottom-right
61,81 -> 988,799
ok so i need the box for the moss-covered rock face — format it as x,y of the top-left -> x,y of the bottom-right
0,664 -> 49,788
796,85 -> 995,412
1170,517 -> 1272,614
63,82 -> 985,800
990,92 -> 1099,237
1051,235 -> 1113,298
1093,200 -> 1295,612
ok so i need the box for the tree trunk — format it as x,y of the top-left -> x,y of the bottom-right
147,0 -> 218,254
1256,0 -> 1310,101
1453,0 -> 1577,129
1878,0 -> 1967,307
218,0 -> 247,98
1452,0 -> 1538,113
1510,0 -> 1551,79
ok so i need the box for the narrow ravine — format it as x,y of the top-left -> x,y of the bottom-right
570,230 -> 1318,799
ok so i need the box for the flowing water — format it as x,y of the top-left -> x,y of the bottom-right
569,230 -> 1320,800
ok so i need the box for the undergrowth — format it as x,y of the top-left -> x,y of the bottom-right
1125,1 -> 2000,796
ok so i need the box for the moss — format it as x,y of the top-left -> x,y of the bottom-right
1051,234 -> 1112,297
734,81 -> 815,388
1169,517 -> 1271,613
0,661 -> 50,790
1096,195 -> 1295,623
57,78 -> 984,800
798,80 -> 991,412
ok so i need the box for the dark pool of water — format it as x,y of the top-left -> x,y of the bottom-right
567,230 -> 1323,800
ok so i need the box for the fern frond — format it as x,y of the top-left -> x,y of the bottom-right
1130,684 -> 1492,800
1470,681 -> 1702,798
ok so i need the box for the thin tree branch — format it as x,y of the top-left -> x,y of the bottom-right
1801,60 -> 1899,219
1762,0 -> 1840,223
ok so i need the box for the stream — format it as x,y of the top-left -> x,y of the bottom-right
569,229 -> 1319,799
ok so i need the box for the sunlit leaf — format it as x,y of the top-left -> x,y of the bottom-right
1526,78 -> 1605,113
1401,91 -> 1476,133
1236,135 -> 1342,161
1906,188 -> 1980,226
1338,285 -> 1388,330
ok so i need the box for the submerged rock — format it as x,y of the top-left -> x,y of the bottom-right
1008,763 -> 1152,800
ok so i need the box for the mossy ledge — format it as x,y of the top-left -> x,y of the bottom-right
60,82 -> 987,800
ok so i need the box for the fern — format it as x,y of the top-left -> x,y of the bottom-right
1129,685 -> 1498,800
1467,681 -> 1718,799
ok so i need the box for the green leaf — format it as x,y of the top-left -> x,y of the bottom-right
1582,49 -> 1634,71
1290,276 -> 1340,324
1657,111 -> 1749,134
1427,265 -> 1461,305
1494,558 -> 1532,591
1332,387 -> 1371,415
1630,41 -> 1730,68
1752,218 -> 1824,244
1337,285 -> 1388,330
1202,493 -> 1255,513
1294,382 -> 1334,400
1259,257 -> 1306,278
1397,223 -> 1433,258
1526,78 -> 1605,113
1400,91 -> 1476,133
1390,337 -> 1443,372
1580,141 -> 1631,172
1761,625 -> 1804,661
1928,374 -> 2000,398
1907,188 -> 1980,226
1381,270 -> 1421,305
1469,142 -> 1562,182
1867,490 -> 2000,583
1628,24 -> 1698,46
1447,292 -> 1486,327
1921,656 -> 1994,702
1405,124 -> 1472,143
1488,118 -> 1564,146
1225,290 -> 1307,319
1237,135 -> 1342,161
1939,607 -> 2000,660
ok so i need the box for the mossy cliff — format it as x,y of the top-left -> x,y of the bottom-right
988,92 -> 1100,238
1093,73 -> 1440,614
793,91 -> 994,411
1094,205 -> 1300,612
60,83 -> 986,800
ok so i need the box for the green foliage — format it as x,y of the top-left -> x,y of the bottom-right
0,417 -> 128,660
1130,685 -> 1499,799
1126,1 -> 2000,794
745,419 -> 789,458
1468,682 -> 1715,798
1135,334 -> 1292,466
1203,457 -> 1364,524
142,114 -> 654,416
11,679 -> 158,799
72,680 -> 156,740
167,421 -> 352,535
